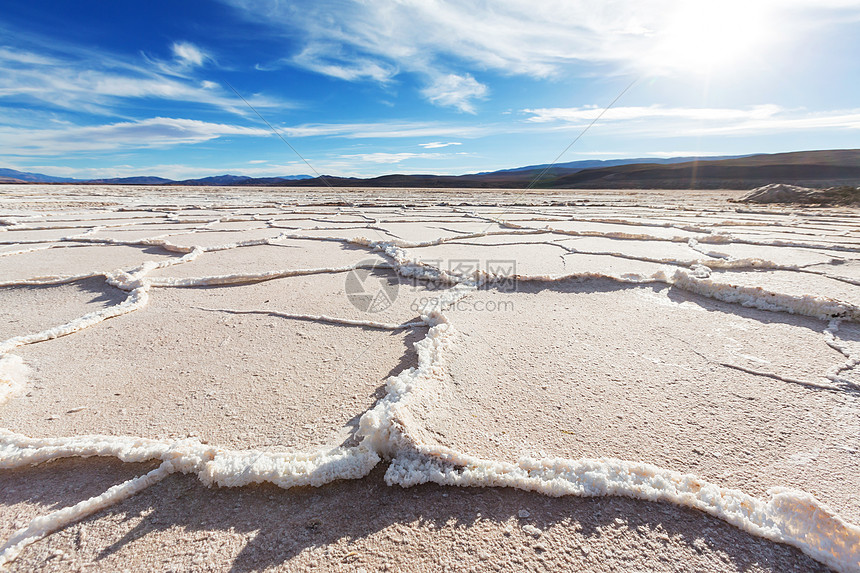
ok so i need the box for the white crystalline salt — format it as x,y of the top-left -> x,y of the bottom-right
0,355 -> 28,406
1,196 -> 859,572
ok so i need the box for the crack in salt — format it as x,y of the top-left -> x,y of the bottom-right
1,195 -> 859,571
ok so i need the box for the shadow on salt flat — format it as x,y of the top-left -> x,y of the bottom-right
0,245 -> 176,282
1,464 -> 830,572
0,457 -> 160,542
0,277 -> 127,341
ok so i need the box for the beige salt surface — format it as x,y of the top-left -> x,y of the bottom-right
724,224 -> 860,240
519,219 -> 706,240
452,231 -> 566,245
0,244 -> 177,282
2,186 -> 859,572
147,240 -> 388,279
404,221 -> 511,236
88,227 -> 203,242
557,235 -> 707,263
160,271 -> 439,327
373,221 -> 481,242
685,241 -> 843,267
279,227 -> 400,241
808,260 -> 860,283
267,219 -> 378,231
0,243 -> 63,254
0,277 -> 126,341
204,220 -> 276,231
558,253 -> 672,277
408,241 -> 569,277
0,228 -> 90,244
726,230 -> 860,249
411,283 -> 860,522
165,227 -> 289,248
30,217 -> 170,230
3,289 -> 424,451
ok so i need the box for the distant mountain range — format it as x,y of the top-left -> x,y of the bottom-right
3,149 -> 859,189
0,169 -> 314,185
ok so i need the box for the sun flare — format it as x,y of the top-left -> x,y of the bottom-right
651,1 -> 770,74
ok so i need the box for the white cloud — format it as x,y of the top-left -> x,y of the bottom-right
171,42 -> 208,68
0,46 -> 56,66
421,74 -> 488,113
221,0 -> 860,104
277,121 -> 490,139
521,104 -> 860,136
292,43 -> 397,82
0,117 -> 270,155
420,141 -> 462,149
338,152 -> 445,164
0,35 -> 289,117
523,105 -> 784,123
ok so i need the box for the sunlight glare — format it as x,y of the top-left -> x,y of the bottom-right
650,0 -> 771,74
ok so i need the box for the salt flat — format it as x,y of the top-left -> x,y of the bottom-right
1,185 -> 859,572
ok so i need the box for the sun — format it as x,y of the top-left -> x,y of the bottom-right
649,0 -> 771,74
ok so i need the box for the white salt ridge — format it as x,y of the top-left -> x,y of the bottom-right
0,272 -> 102,288
492,213 -> 860,255
2,203 -> 860,571
0,244 -> 66,259
824,320 -> 860,388
666,269 -> 860,322
385,450 -> 860,573
488,262 -> 860,325
346,254 -> 860,572
0,462 -> 172,567
0,355 -> 28,407
0,430 -> 380,566
0,283 -> 149,357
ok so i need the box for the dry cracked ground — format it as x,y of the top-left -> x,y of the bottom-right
0,185 -> 859,572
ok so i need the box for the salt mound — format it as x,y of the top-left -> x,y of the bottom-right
737,184 -> 860,205
737,184 -> 822,203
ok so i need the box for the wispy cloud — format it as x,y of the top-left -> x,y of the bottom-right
143,41 -> 213,76
0,34 -> 287,118
338,152 -> 446,164
292,43 -> 397,82
523,105 -> 785,123
172,42 -> 209,68
420,141 -> 462,149
221,0 -> 860,108
0,117 -> 270,156
277,121 -> 490,139
521,105 -> 860,136
421,73 -> 487,113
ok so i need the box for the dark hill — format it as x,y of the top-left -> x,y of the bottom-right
548,150 -> 860,189
229,149 -> 860,190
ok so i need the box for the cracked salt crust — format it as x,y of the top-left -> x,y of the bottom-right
0,186 -> 859,572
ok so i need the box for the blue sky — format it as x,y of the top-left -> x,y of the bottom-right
2,0 -> 859,179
